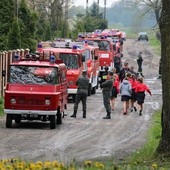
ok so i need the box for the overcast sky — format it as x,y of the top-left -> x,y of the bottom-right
72,0 -> 119,8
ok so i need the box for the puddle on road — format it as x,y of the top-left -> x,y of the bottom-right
145,102 -> 160,110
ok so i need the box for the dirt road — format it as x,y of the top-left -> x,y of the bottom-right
0,39 -> 162,163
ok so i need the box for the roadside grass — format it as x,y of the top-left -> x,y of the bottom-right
148,32 -> 161,55
0,97 -> 4,116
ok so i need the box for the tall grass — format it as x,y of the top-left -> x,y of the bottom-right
0,97 -> 4,116
148,31 -> 161,55
126,111 -> 161,164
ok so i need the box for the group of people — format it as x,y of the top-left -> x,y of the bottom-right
70,52 -> 152,119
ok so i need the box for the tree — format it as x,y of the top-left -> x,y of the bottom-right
156,0 -> 170,156
18,0 -> 38,52
0,0 -> 14,50
6,19 -> 21,50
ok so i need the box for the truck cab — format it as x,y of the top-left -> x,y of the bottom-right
4,53 -> 68,129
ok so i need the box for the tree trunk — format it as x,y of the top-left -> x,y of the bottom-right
157,0 -> 170,156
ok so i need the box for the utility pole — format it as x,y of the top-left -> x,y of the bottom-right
104,0 -> 106,20
86,0 -> 88,15
97,0 -> 99,15
64,0 -> 69,38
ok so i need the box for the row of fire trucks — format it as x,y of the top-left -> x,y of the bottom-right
4,29 -> 125,129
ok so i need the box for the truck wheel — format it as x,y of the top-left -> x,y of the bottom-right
91,86 -> 96,94
49,115 -> 56,129
15,115 -> 21,124
88,84 -> 92,96
57,112 -> 62,124
6,114 -> 13,128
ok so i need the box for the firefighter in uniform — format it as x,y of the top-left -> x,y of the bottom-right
101,71 -> 114,119
100,66 -> 109,88
137,52 -> 144,77
70,70 -> 89,118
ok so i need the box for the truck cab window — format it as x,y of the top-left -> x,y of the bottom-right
10,66 -> 58,85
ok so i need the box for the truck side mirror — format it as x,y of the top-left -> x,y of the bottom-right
82,55 -> 85,62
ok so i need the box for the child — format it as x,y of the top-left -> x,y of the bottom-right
128,74 -> 138,112
135,78 -> 152,116
110,73 -> 119,111
120,77 -> 132,115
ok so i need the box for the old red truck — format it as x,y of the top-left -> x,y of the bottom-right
39,41 -> 100,101
4,53 -> 68,129
76,34 -> 115,86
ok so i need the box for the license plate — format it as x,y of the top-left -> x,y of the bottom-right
21,113 -> 38,118
30,114 -> 38,118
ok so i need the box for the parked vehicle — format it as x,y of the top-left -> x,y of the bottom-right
138,32 -> 149,41
40,41 -> 100,100
4,53 -> 68,129
76,35 -> 115,87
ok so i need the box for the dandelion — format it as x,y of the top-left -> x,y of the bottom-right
84,160 -> 93,167
151,163 -> 158,170
94,162 -> 105,169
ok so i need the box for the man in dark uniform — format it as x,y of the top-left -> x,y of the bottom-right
137,52 -> 144,77
100,66 -> 109,88
70,70 -> 89,118
119,62 -> 130,82
101,71 -> 114,119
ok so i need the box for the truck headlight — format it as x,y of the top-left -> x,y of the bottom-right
45,99 -> 50,105
11,98 -> 16,104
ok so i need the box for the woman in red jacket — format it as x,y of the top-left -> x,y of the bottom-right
135,78 -> 152,116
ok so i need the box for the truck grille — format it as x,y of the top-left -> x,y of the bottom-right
18,97 -> 44,106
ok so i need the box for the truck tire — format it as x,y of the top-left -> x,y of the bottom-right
49,115 -> 56,129
6,114 -> 13,128
15,115 -> 21,124
57,112 -> 62,124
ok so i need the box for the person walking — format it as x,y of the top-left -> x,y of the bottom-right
110,73 -> 119,111
137,52 -> 144,77
128,74 -> 138,112
119,62 -> 130,82
101,71 -> 114,119
120,77 -> 132,115
114,54 -> 121,74
135,78 -> 152,116
70,70 -> 89,118
129,66 -> 138,78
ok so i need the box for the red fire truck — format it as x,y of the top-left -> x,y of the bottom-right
39,41 -> 100,101
4,53 -> 68,129
77,34 -> 115,86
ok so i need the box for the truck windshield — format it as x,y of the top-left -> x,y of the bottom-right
60,53 -> 79,69
10,66 -> 58,85
93,40 -> 110,51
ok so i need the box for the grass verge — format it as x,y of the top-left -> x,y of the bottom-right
0,97 -> 4,117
